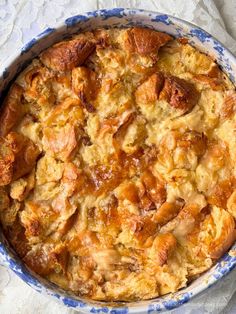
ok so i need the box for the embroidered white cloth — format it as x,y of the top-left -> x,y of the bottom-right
0,0 -> 236,313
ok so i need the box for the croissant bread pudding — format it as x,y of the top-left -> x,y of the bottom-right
0,27 -> 236,301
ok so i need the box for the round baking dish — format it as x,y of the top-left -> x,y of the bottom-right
0,8 -> 236,313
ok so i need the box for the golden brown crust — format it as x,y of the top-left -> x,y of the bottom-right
0,187 -> 10,211
72,67 -> 99,112
227,190 -> 236,219
193,74 -> 223,91
10,170 -> 35,202
6,218 -> 30,258
148,233 -> 177,266
125,27 -> 172,56
152,200 -> 184,225
135,73 -> 164,103
193,64 -> 226,91
23,244 -> 65,275
0,27 -> 235,302
135,73 -> 199,114
141,170 -> 166,209
0,137 -> 14,186
40,38 -> 95,71
0,132 -> 40,186
0,84 -> 24,137
116,181 -> 139,203
221,91 -> 236,119
159,75 -> 199,112
43,124 -> 77,161
128,215 -> 158,245
7,132 -> 40,181
208,207 -> 236,259
208,178 -> 236,209
178,131 -> 207,156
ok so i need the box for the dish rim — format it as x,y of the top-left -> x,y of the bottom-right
0,7 -> 236,313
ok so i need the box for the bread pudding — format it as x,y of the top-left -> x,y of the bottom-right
0,27 -> 236,301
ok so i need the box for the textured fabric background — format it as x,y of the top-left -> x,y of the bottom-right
0,0 -> 236,313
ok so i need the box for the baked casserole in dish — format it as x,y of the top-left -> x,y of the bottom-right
0,11 -> 236,308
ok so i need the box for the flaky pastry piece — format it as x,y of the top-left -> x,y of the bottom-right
125,27 -> 172,56
0,84 -> 24,137
0,132 -> 40,186
40,37 -> 96,72
135,72 -> 199,114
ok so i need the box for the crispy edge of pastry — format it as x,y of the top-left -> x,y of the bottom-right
125,27 -> 172,56
135,72 -> 164,103
72,66 -> 100,113
2,132 -> 40,183
40,38 -> 95,72
149,233 -> 177,266
0,137 -> 15,186
209,207 -> 236,259
159,75 -> 199,113
0,83 -> 24,137
135,72 -> 199,114
43,124 -> 77,161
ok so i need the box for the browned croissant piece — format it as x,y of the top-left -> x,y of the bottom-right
148,233 -> 177,266
0,84 -> 24,137
40,37 -> 95,71
159,75 -> 199,112
125,27 -> 172,56
135,73 -> 164,103
135,72 -> 199,114
0,132 -> 40,186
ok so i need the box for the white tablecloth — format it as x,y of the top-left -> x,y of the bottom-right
0,1 -> 236,313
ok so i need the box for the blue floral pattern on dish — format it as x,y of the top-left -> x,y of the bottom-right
0,8 -> 236,313
189,28 -> 212,42
151,14 -> 173,25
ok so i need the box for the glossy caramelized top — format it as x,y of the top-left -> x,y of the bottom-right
0,27 -> 236,301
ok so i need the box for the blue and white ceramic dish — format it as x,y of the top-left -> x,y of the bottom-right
0,8 -> 236,313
